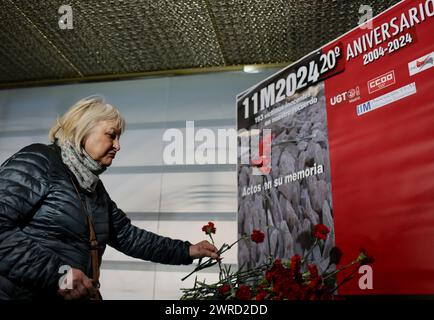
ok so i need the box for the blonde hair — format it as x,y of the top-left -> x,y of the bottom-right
49,96 -> 125,150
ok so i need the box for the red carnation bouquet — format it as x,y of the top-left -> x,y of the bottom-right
181,222 -> 374,300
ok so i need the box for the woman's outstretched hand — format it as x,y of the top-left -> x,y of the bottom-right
58,268 -> 99,300
189,240 -> 219,260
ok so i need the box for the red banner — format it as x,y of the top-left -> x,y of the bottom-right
325,0 -> 434,294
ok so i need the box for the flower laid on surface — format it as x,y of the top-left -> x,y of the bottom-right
250,229 -> 265,243
313,223 -> 330,241
181,222 -> 374,300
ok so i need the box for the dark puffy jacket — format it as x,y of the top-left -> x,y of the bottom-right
0,143 -> 192,299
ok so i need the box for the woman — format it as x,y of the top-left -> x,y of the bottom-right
0,96 -> 218,300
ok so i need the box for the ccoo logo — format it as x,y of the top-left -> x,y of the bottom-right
368,70 -> 395,94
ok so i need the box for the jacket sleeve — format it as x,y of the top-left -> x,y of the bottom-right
0,145 -> 67,290
107,199 -> 193,265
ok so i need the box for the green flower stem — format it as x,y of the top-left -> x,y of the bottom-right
181,259 -> 219,281
330,266 -> 360,294
262,177 -> 273,258
301,238 -> 319,265
322,260 -> 359,281
215,236 -> 249,281
181,263 -> 270,299
209,234 -> 225,280
228,235 -> 249,249
182,239 -> 248,282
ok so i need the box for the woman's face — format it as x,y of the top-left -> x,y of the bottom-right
83,120 -> 121,167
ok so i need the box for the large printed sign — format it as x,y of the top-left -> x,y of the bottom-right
237,0 -> 434,295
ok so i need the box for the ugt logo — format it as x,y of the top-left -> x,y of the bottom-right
239,128 -> 272,176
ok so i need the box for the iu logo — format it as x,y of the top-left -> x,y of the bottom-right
416,55 -> 434,68
408,52 -> 434,76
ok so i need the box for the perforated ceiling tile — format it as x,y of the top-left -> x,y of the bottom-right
0,0 -> 400,86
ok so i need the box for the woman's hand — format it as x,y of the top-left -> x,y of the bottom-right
189,240 -> 219,260
58,268 -> 98,300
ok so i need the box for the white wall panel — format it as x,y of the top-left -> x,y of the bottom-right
99,269 -> 155,300
166,71 -> 278,121
100,173 -> 162,213
112,129 -> 166,166
99,78 -> 170,125
154,270 -> 220,300
0,134 -> 47,164
160,171 -> 237,213
0,89 -> 70,131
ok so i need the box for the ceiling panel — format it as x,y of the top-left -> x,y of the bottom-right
0,0 -> 401,86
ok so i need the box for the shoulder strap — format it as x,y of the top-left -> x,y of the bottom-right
69,175 -> 101,293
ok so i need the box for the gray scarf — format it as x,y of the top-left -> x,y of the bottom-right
59,140 -> 106,192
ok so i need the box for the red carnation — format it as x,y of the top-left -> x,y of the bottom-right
250,229 -> 265,243
202,222 -> 216,235
291,254 -> 301,273
255,289 -> 268,300
218,284 -> 231,295
235,285 -> 252,300
290,254 -> 302,283
265,259 -> 284,283
308,264 -> 319,280
313,224 -> 330,241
